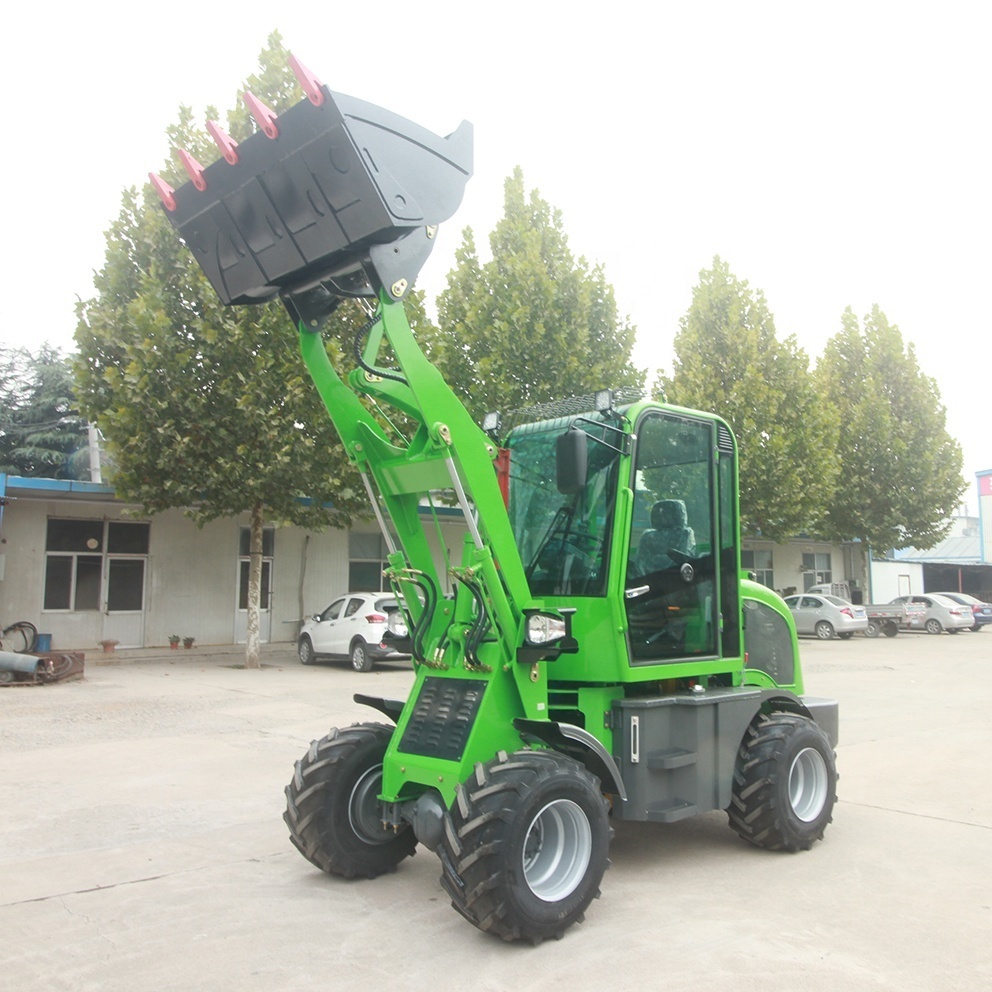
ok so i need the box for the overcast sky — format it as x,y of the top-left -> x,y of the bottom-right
4,1 -> 989,499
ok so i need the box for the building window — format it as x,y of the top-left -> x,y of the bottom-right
802,551 -> 832,590
742,548 -> 774,589
238,528 -> 274,611
349,532 -> 392,591
44,519 -> 149,612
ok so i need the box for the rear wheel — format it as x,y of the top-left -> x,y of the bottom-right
883,622 -> 899,637
728,712 -> 836,852
925,618 -> 943,634
971,625 -> 982,632
438,749 -> 611,944
864,620 -> 880,638
815,620 -> 834,640
283,723 -> 416,879
350,640 -> 373,673
837,631 -> 853,640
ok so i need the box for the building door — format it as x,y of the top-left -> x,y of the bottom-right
102,556 -> 146,647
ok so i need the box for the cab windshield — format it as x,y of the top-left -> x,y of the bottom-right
506,420 -> 620,596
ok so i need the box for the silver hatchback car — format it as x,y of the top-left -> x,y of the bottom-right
783,594 -> 869,639
889,594 -> 973,634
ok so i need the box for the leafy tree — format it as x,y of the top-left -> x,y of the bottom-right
814,305 -> 964,565
73,33 -> 380,667
434,167 -> 643,421
659,257 -> 839,541
0,344 -> 90,479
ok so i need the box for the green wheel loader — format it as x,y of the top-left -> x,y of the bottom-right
155,56 -> 838,944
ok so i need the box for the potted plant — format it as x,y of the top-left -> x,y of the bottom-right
182,636 -> 195,649
168,634 -> 180,649
99,639 -> 119,654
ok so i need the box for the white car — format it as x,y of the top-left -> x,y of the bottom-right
783,594 -> 869,640
297,592 -> 410,671
889,594 -> 973,635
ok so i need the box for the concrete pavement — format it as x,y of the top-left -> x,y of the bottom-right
1,633 -> 990,991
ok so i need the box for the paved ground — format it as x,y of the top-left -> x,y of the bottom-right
1,632 -> 990,991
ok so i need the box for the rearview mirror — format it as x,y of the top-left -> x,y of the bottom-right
556,429 -> 587,494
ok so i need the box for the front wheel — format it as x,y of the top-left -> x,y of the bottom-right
298,636 -> 316,665
837,631 -> 853,640
283,723 -> 416,879
815,620 -> 834,640
728,712 -> 837,852
438,749 -> 611,944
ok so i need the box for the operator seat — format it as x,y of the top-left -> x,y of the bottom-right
637,499 -> 696,573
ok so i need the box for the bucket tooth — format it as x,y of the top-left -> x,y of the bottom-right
288,53 -> 325,107
206,120 -> 239,165
177,149 -> 207,191
149,172 -> 177,211
244,91 -> 279,139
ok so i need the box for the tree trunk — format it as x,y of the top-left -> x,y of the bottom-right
246,501 -> 263,669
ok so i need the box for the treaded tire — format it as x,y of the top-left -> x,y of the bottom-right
727,712 -> 837,852
284,723 -> 416,879
925,618 -> 942,635
437,749 -> 611,944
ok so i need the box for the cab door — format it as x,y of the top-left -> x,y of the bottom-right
624,413 -> 719,662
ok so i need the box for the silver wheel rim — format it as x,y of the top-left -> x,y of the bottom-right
352,646 -> 366,670
816,622 -> 833,640
789,747 -> 829,822
348,765 -> 392,845
522,799 -> 592,901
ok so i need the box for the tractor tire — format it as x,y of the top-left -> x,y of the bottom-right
284,723 -> 416,879
438,749 -> 611,944
298,636 -> 316,665
727,711 -> 836,852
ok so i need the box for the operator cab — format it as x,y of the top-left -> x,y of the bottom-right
506,399 -> 741,670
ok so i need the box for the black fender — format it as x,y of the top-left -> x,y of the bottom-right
514,718 -> 627,801
354,693 -> 405,724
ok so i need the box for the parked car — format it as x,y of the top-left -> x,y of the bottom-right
782,594 -> 869,639
930,592 -> 992,631
889,594 -> 973,634
297,592 -> 410,671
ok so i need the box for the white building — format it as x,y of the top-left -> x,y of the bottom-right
0,474 -> 466,651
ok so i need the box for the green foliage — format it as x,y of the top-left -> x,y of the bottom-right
0,344 -> 89,479
814,306 -> 964,550
72,32 -> 370,532
434,167 -> 643,421
660,257 -> 840,541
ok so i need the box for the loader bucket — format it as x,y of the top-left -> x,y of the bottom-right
153,60 -> 472,305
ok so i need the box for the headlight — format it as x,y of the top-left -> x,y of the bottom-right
525,613 -> 567,646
